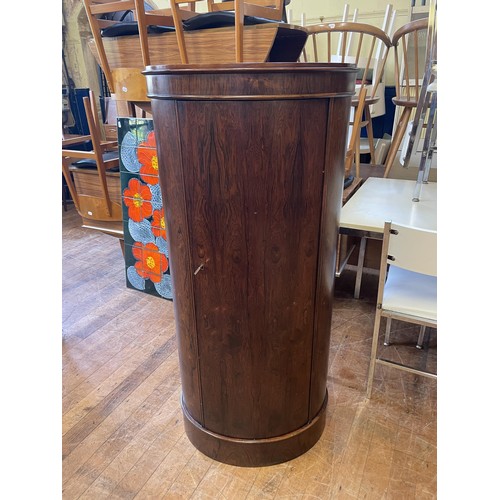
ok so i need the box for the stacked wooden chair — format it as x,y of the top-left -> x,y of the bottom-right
82,0 -> 197,116
383,17 -> 430,178
170,0 -> 286,63
82,0 -> 306,106
62,90 -> 124,252
304,21 -> 392,178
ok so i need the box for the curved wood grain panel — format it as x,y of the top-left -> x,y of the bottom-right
148,63 -> 356,466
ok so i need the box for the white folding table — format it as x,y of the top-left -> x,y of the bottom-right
338,177 -> 437,298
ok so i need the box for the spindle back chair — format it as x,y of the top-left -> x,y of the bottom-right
305,22 -> 392,176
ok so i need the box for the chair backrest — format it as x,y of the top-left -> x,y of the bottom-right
134,0 -> 198,67
82,0 -> 137,94
344,86 -> 367,177
169,1 -> 206,64
170,0 -> 285,63
209,0 -> 284,20
391,17 -> 429,106
305,22 -> 392,100
82,0 -> 178,114
304,21 -> 389,177
62,90 -> 123,233
384,221 -> 437,277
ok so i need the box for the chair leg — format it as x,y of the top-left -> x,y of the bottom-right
119,238 -> 125,257
364,105 -> 376,164
383,107 -> 412,178
384,317 -> 392,346
335,234 -> 341,276
344,144 -> 354,178
355,134 -> 361,178
354,236 -> 367,299
62,179 -> 68,212
416,325 -> 426,349
366,310 -> 383,398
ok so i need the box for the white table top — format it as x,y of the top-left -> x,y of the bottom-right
339,177 -> 437,235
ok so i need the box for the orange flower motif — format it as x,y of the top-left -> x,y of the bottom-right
138,132 -> 159,185
152,209 -> 167,240
132,242 -> 168,283
123,178 -> 153,222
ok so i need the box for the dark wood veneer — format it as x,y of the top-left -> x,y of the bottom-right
146,63 -> 356,466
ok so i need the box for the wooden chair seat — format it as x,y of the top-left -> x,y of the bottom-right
71,150 -> 120,171
170,0 -> 289,63
90,22 -> 306,68
67,167 -> 123,234
392,96 -> 419,108
351,95 -> 379,107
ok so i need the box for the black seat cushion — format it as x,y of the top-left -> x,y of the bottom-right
64,140 -> 93,152
101,22 -> 175,38
183,11 -> 278,31
267,26 -> 308,62
99,2 -> 156,22
72,151 -> 120,172
344,174 -> 354,189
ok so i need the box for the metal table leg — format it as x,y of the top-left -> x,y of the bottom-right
354,236 -> 367,299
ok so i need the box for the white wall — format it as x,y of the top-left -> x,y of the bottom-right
286,0 -> 410,25
289,1 -> 413,86
153,1 -> 412,26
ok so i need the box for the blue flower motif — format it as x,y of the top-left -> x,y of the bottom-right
156,237 -> 169,258
127,266 -> 146,290
150,184 -> 163,211
120,131 -> 142,173
128,219 -> 155,245
154,273 -> 173,299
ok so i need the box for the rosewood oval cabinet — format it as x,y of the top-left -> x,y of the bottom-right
144,63 -> 356,466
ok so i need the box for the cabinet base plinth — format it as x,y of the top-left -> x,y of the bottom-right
181,392 -> 328,467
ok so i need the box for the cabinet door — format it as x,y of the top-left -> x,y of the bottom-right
178,98 -> 329,439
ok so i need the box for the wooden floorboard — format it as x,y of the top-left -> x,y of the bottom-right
62,204 -> 437,499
